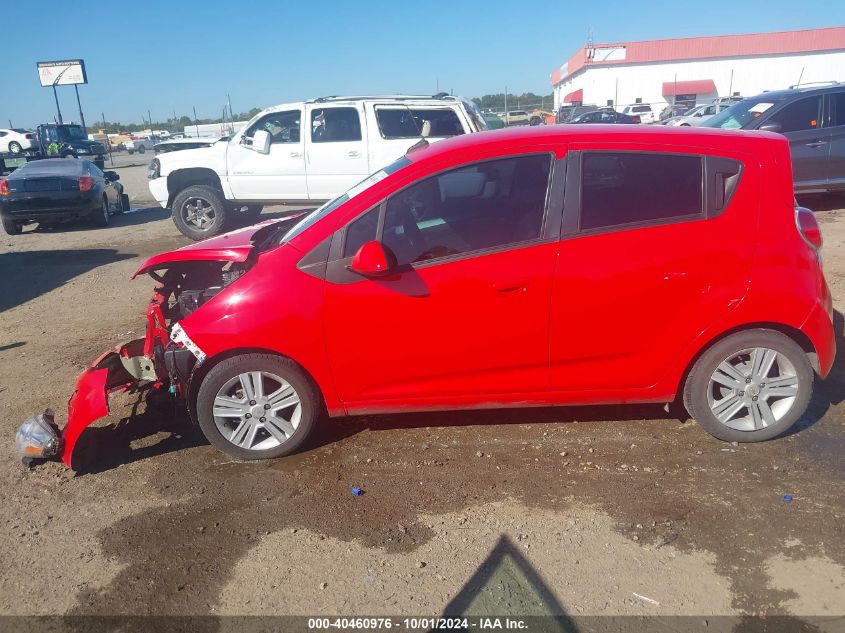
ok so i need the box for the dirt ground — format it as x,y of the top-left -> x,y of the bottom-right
0,163 -> 843,628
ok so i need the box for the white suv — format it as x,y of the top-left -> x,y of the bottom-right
619,104 -> 656,124
148,94 -> 488,239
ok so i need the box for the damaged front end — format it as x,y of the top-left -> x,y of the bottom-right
15,220 -> 285,469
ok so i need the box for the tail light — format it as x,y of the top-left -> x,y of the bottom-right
0,180 -> 8,197
25,133 -> 34,139
632,115 -> 641,124
795,206 -> 822,250
78,176 -> 94,192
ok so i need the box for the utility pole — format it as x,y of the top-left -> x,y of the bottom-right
193,106 -> 200,138
504,85 -> 508,119
148,109 -> 152,135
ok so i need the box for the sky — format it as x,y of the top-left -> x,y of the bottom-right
3,0 -> 844,128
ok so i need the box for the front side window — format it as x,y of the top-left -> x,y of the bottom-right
766,96 -> 822,133
375,108 -> 464,139
381,154 -> 551,266
311,107 -> 362,143
580,152 -> 703,231
245,110 -> 301,144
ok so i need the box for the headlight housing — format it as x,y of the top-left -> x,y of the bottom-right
15,411 -> 61,459
170,322 -> 206,362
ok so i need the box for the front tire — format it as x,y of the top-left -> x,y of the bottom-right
2,218 -> 22,235
172,185 -> 229,240
127,150 -> 134,155
138,145 -> 146,154
196,353 -> 320,460
683,329 -> 813,442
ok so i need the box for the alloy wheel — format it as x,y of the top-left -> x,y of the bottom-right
212,371 -> 302,451
706,347 -> 800,432
182,197 -> 216,230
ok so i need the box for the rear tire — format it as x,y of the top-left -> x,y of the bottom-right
8,141 -> 22,154
127,150 -> 134,155
91,196 -> 110,227
196,353 -> 320,460
683,329 -> 813,442
172,184 -> 229,240
120,193 -> 130,213
138,145 -> 146,154
2,218 -> 22,235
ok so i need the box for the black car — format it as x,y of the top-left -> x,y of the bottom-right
702,83 -> 845,193
557,104 -> 600,123
569,109 -> 641,124
0,159 -> 128,235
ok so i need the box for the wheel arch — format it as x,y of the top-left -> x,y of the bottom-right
185,347 -> 326,424
166,168 -> 223,208
675,322 -> 819,398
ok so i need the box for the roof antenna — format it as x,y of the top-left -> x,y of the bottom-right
795,67 -> 804,87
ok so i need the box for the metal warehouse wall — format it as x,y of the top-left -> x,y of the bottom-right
552,50 -> 845,111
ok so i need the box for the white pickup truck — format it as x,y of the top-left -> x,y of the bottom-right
148,94 -> 488,239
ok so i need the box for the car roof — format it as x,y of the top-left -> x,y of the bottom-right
260,95 -> 468,115
745,83 -> 843,101
10,158 -> 92,178
405,125 -> 785,165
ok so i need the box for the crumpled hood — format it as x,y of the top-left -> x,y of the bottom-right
132,218 -> 286,278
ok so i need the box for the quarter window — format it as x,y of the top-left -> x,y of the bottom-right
766,96 -> 822,133
580,152 -> 703,231
311,107 -> 362,143
381,154 -> 551,266
375,108 -> 464,139
343,206 -> 380,258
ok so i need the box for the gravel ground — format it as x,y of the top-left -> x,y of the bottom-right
0,170 -> 843,625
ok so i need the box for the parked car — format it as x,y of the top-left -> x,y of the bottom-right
660,105 -> 692,121
126,136 -> 158,155
0,128 -> 37,154
569,109 -> 641,124
528,110 -> 555,126
557,105 -> 600,124
483,113 -> 505,129
503,111 -> 530,126
148,94 -> 488,239
35,124 -> 106,169
154,137 -> 227,154
0,159 -> 128,235
619,104 -> 656,123
702,83 -> 845,193
664,103 -> 731,127
24,125 -> 833,468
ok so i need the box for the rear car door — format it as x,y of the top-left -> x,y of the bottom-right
549,147 -> 755,395
756,94 -> 830,191
825,90 -> 845,191
227,109 -> 307,200
305,104 -> 369,199
323,151 -> 565,408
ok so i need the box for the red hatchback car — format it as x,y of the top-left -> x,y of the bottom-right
17,126 -> 835,467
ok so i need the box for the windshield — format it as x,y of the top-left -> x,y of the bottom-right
57,125 -> 88,141
281,155 -> 412,242
701,97 -> 784,130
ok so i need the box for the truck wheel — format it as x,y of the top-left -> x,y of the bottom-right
2,218 -> 22,235
230,204 -> 264,227
529,116 -> 542,126
138,145 -> 146,154
172,185 -> 228,240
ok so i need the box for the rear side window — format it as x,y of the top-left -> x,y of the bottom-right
375,108 -> 464,139
580,152 -> 703,231
311,107 -> 362,143
766,96 -> 822,133
829,92 -> 845,127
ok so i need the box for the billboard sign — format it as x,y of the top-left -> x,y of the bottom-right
36,59 -> 88,87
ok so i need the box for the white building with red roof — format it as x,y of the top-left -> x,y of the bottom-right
550,27 -> 845,116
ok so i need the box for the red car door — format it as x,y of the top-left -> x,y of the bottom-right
549,147 -> 757,397
323,152 -> 564,411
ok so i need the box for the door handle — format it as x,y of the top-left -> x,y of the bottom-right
348,150 -> 361,158
805,141 -> 828,148
289,152 -> 302,158
493,280 -> 529,293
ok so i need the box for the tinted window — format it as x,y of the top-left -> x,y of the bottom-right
766,96 -> 822,133
311,107 -> 362,143
830,92 -> 845,127
375,108 -> 464,139
580,152 -> 703,231
246,111 -> 301,143
344,206 -> 379,257
382,154 -> 551,265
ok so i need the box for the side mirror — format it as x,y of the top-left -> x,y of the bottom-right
759,122 -> 782,133
104,170 -> 119,182
251,129 -> 271,154
349,240 -> 396,277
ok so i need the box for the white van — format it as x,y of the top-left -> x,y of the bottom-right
148,94 -> 489,239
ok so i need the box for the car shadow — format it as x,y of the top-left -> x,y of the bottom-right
796,192 -> 845,212
0,249 -> 135,313
27,206 -> 169,234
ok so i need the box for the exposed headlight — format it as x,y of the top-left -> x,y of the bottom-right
15,411 -> 61,460
170,323 -> 206,362
77,148 -> 89,154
